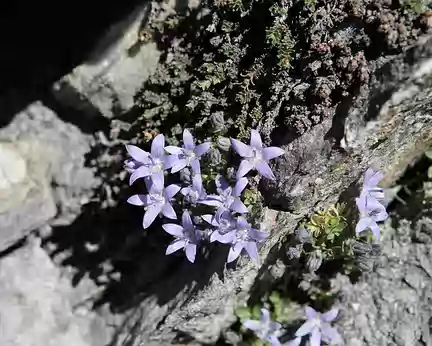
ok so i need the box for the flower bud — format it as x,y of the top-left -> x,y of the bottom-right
306,250 -> 323,272
216,136 -> 231,151
208,148 -> 222,164
210,112 -> 226,133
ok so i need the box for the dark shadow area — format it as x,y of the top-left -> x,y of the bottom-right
0,0 -> 150,128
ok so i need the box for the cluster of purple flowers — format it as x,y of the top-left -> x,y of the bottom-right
125,129 -> 285,263
242,306 -> 342,346
355,168 -> 388,242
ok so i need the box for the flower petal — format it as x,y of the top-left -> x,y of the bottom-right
242,320 -> 261,332
164,155 -> 178,170
322,307 -> 339,322
151,171 -> 164,190
256,161 -> 276,180
199,198 -> 223,207
166,239 -> 185,255
250,129 -> 263,149
236,159 -> 254,179
295,320 -> 316,337
364,168 -> 384,189
321,324 -> 343,344
233,177 -> 248,197
260,308 -> 271,324
151,134 -> 165,158
129,166 -> 151,185
305,306 -> 318,320
215,175 -> 230,191
355,216 -> 372,234
165,184 -> 181,199
227,243 -> 244,263
183,129 -> 195,150
267,335 -> 281,346
211,230 -> 236,244
190,159 -> 201,174
126,145 -> 150,163
162,203 -> 177,220
185,244 -> 197,263
171,159 -> 188,173
249,229 -> 269,242
182,211 -> 194,230
195,142 -> 212,157
181,187 -> 192,196
127,194 -> 149,206
162,224 -> 184,237
165,146 -> 182,154
245,242 -> 259,263
193,174 -> 203,191
230,138 -> 253,158
202,214 -> 217,226
236,216 -> 250,230
310,327 -> 321,346
230,199 -> 249,214
370,222 -> 381,243
285,337 -> 302,346
143,205 -> 162,229
263,147 -> 285,160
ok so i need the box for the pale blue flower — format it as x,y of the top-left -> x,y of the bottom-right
165,129 -> 212,174
163,211 -> 201,263
230,129 -> 285,180
243,308 -> 283,346
295,306 -> 343,346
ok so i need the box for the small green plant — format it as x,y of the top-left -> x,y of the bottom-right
401,0 -> 429,13
305,203 -> 347,245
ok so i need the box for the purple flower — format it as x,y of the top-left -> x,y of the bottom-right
205,175 -> 249,214
165,129 -> 212,174
211,216 -> 268,263
127,183 -> 180,229
243,308 -> 283,346
125,134 -> 176,188
284,337 -> 302,346
163,211 -> 201,263
202,209 -> 237,241
360,168 -> 385,201
295,306 -> 343,346
180,174 -> 211,204
230,129 -> 285,180
355,193 -> 388,242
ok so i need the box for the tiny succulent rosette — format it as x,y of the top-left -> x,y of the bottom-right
127,182 -> 180,229
243,308 -> 283,346
165,129 -> 212,174
230,129 -> 285,180
163,211 -> 201,263
294,306 -> 343,346
125,134 -> 176,188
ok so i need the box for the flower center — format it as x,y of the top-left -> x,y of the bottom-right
236,228 -> 250,242
151,158 -> 164,173
182,149 -> 196,164
251,148 -> 263,164
150,192 -> 165,206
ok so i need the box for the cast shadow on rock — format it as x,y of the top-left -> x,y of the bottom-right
44,143 -> 227,323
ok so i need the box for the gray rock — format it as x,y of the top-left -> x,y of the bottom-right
0,237 -> 112,346
126,36 -> 432,344
52,4 -> 160,118
0,102 -> 98,250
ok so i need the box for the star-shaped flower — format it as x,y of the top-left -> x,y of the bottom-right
295,306 -> 343,346
165,129 -> 212,174
230,129 -> 285,180
211,216 -> 268,263
360,168 -> 385,201
355,193 -> 388,242
163,211 -> 201,263
243,308 -> 283,346
127,183 -> 180,229
202,209 -> 237,242
205,175 -> 249,214
125,134 -> 176,188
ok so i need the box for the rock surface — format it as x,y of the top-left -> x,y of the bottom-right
52,3 -> 160,119
0,237 -> 112,346
0,102 -> 97,251
117,36 -> 432,344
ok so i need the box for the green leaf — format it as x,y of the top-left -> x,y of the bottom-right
236,307 -> 252,321
251,305 -> 261,319
428,165 -> 432,179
